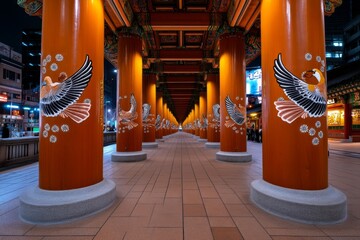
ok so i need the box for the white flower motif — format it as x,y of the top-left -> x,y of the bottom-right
50,63 -> 58,71
55,54 -> 64,61
44,123 -> 50,131
46,55 -> 51,62
49,135 -> 57,143
318,131 -> 323,138
124,95 -> 127,99
42,67 -> 46,74
320,66 -> 325,72
315,121 -> 321,128
277,97 -> 284,101
51,125 -> 59,132
321,60 -> 325,66
42,59 -> 47,66
300,124 -> 308,133
84,98 -> 91,104
316,56 -> 321,62
312,137 -> 319,145
61,124 -> 69,132
232,126 -> 237,130
305,53 -> 312,61
43,131 -> 48,138
236,96 -> 239,100
309,128 -> 316,136
235,130 -> 239,134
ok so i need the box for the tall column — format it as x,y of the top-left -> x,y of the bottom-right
142,72 -> 158,148
191,109 -> 195,135
194,102 -> 200,138
19,0 -> 115,224
251,0 -> 346,224
111,30 -> 147,162
163,102 -> 169,137
205,73 -> 220,148
199,91 -> 207,141
216,30 -> 251,162
156,91 -> 164,141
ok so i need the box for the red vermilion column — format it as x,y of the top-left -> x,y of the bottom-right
262,0 -> 328,190
19,0 -> 115,224
191,109 -> 195,135
251,0 -> 346,224
142,72 -> 158,148
163,102 -> 168,136
156,91 -> 164,140
112,30 -> 146,161
216,31 -> 251,162
39,0 -> 104,190
199,91 -> 207,140
205,73 -> 220,148
194,102 -> 200,137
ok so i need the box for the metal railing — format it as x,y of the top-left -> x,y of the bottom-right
0,132 -> 116,170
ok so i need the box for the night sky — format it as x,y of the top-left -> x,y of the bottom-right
0,1 -> 41,52
0,1 -> 358,55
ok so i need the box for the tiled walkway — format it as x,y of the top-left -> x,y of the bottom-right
0,132 -> 360,239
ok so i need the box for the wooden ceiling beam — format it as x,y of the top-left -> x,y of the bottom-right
150,12 -> 210,30
163,64 -> 202,73
159,49 -> 204,60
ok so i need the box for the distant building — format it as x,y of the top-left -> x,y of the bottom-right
0,42 -> 39,137
344,16 -> 360,63
21,29 -> 41,90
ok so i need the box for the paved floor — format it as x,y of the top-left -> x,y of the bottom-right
0,132 -> 360,240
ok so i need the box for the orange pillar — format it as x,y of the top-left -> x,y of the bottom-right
163,102 -> 168,136
191,109 -> 195,135
205,73 -> 220,148
112,30 -> 146,161
156,91 -> 164,140
194,102 -> 200,137
20,0 -> 115,224
251,0 -> 346,224
216,30 -> 251,162
199,91 -> 207,141
142,72 -> 158,148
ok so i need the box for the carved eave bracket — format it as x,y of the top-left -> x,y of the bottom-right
18,0 -> 43,16
324,0 -> 343,16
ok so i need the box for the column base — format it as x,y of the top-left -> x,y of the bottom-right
216,151 -> 252,162
205,142 -> 220,148
111,151 -> 147,162
142,142 -> 158,148
197,138 -> 207,142
156,138 -> 165,142
19,179 -> 116,224
250,179 -> 347,224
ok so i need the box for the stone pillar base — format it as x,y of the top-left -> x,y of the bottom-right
19,179 -> 116,224
197,138 -> 207,142
205,142 -> 220,148
250,179 -> 347,224
111,151 -> 147,162
216,151 -> 252,162
142,142 -> 158,148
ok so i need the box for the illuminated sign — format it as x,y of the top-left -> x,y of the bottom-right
0,94 -> 7,102
246,68 -> 262,95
